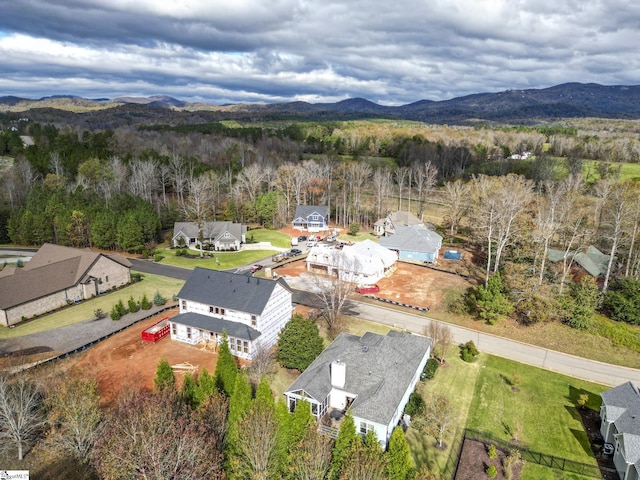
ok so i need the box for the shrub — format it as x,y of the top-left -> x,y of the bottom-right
277,314 -> 324,371
154,254 -> 164,262
94,308 -> 105,319
131,272 -> 142,282
503,449 -> 522,480
421,358 -> 439,380
153,290 -> 166,306
349,222 -> 360,236
140,294 -> 152,310
486,464 -> 497,478
116,299 -> 127,317
460,341 -> 479,363
404,392 -> 425,417
488,444 -> 497,459
128,296 -> 139,313
110,305 -> 121,321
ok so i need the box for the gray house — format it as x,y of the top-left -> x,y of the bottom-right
172,221 -> 247,251
379,224 -> 443,263
170,267 -> 293,361
374,211 -> 423,236
284,331 -> 431,449
292,205 -> 329,232
600,381 -> 640,480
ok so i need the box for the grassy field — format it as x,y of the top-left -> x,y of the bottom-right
245,228 -> 292,248
157,247 -> 278,270
0,272 -> 184,339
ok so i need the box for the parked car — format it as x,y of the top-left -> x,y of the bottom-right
291,237 -> 299,246
355,284 -> 380,294
298,235 -> 308,241
289,248 -> 302,256
250,264 -> 263,273
272,253 -> 286,262
326,233 -> 337,242
307,238 -> 318,247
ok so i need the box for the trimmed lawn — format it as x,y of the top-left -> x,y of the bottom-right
157,248 -> 278,270
0,272 -> 184,339
466,354 -> 607,464
246,228 -> 292,248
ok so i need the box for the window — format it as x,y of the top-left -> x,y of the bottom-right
220,308 -> 225,315
359,421 -> 375,435
311,403 -> 318,416
172,324 -> 177,336
251,315 -> 257,326
186,327 -> 191,340
181,300 -> 186,310
209,306 -> 214,313
215,307 -> 219,314
229,338 -> 236,351
105,275 -> 109,283
289,397 -> 297,413
243,341 -> 249,353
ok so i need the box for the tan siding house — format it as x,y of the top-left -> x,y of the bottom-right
0,244 -> 131,326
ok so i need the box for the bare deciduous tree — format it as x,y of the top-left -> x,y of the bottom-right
413,161 -> 438,217
372,167 -> 393,220
416,393 -> 458,449
0,376 -> 46,461
443,178 -> 470,240
425,322 -> 452,365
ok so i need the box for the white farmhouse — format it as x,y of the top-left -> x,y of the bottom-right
284,331 -> 431,449
170,267 -> 293,360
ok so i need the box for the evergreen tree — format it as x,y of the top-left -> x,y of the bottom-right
330,414 -> 359,480
153,358 -> 176,392
193,367 -> 217,406
277,314 -> 325,371
116,299 -> 126,317
474,271 -> 513,324
140,293 -> 151,310
225,372 -> 253,478
127,296 -> 139,313
560,276 -> 599,329
181,373 -> 198,408
109,304 -> 121,321
386,427 -> 413,480
214,332 -> 238,396
152,290 -> 166,306
603,277 -> 640,325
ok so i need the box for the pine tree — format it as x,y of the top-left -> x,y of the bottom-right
181,373 -> 197,408
475,271 -> 513,324
214,332 -> 238,396
152,290 -> 166,306
194,367 -> 217,406
277,313 -> 325,371
140,293 -> 151,310
153,358 -> 175,392
386,427 -> 413,480
225,372 -> 252,477
330,414 -> 359,480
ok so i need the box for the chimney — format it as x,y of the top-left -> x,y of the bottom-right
331,360 -> 346,388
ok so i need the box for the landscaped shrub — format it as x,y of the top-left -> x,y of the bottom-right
131,272 -> 142,282
94,308 -> 105,319
154,254 -> 164,262
128,296 -> 139,313
403,392 -> 425,417
110,305 -> 121,321
488,444 -> 497,459
116,299 -> 127,317
486,464 -> 497,478
460,341 -> 479,363
421,358 -> 439,380
153,290 -> 166,306
140,294 -> 152,310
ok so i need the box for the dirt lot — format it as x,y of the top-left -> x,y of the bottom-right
276,259 -> 472,312
64,308 -> 220,406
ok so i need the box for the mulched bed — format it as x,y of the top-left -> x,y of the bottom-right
455,439 -> 522,480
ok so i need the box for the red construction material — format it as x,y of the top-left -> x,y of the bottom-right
141,317 -> 171,343
355,284 -> 380,294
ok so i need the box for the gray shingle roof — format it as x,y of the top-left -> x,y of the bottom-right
387,211 -> 422,227
172,221 -> 246,243
171,312 -> 262,340
602,382 -> 640,464
379,225 -> 442,253
177,267 -> 291,315
285,331 -> 431,426
293,205 -> 329,221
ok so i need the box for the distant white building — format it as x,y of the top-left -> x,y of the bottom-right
306,240 -> 397,284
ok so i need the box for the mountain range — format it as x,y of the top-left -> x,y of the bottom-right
2,83 -> 640,125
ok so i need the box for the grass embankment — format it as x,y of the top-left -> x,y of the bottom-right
0,273 -> 184,339
158,249 -> 278,270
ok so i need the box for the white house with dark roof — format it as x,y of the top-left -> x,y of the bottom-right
284,331 -> 431,449
172,221 -> 247,251
374,210 -> 423,236
0,243 -> 131,326
306,239 -> 397,284
601,382 -> 640,480
292,205 -> 329,232
380,224 -> 443,264
170,267 -> 293,360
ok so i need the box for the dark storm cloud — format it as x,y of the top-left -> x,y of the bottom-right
1,0 -> 639,104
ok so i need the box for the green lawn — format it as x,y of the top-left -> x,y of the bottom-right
157,248 -> 278,270
246,228 -> 292,248
405,350 -> 607,479
0,272 -> 184,339
337,231 -> 379,243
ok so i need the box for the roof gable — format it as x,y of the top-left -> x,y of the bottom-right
380,225 -> 442,252
173,221 -> 246,241
388,211 -> 423,227
177,267 -> 291,315
293,205 -> 329,220
285,331 -> 431,425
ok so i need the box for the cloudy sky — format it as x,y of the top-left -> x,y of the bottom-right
1,0 -> 639,105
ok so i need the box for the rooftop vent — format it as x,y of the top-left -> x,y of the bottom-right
362,346 -> 369,352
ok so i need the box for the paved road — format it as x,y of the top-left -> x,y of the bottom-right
4,257 -> 639,386
350,300 -> 640,387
